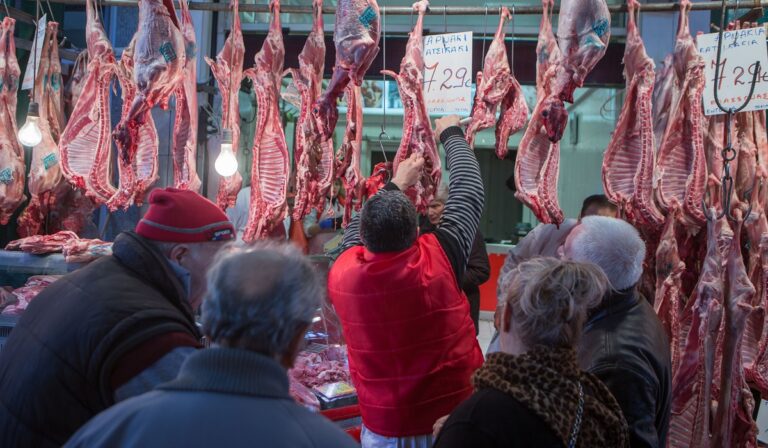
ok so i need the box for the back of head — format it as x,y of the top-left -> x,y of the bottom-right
501,257 -> 609,348
567,216 -> 645,290
580,194 -> 618,218
201,242 -> 321,357
360,190 -> 418,253
433,183 -> 449,204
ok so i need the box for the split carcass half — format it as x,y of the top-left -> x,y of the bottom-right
205,0 -> 245,210
313,0 -> 380,139
654,207 -> 686,375
59,0 -> 119,203
335,85 -> 364,227
465,7 -> 528,159
514,0 -> 563,225
601,0 -> 663,229
17,22 -> 66,237
171,0 -> 201,192
109,0 -> 186,210
654,0 -> 707,228
287,0 -> 335,221
242,0 -> 290,241
382,0 -> 441,213
0,17 -> 26,224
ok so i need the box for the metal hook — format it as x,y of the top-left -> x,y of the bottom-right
2,0 -> 9,19
742,175 -> 761,220
378,130 -> 389,164
443,5 -> 447,33
481,5 -> 489,63
510,5 -> 515,70
713,0 -> 760,115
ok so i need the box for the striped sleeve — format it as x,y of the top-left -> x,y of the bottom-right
435,127 -> 485,278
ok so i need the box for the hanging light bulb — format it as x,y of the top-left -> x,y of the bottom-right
18,102 -> 43,147
215,129 -> 238,177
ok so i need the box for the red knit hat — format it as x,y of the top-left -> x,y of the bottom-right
135,188 -> 236,243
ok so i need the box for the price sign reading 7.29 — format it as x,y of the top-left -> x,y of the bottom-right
422,32 -> 473,115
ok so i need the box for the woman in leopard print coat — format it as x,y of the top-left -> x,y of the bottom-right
433,257 -> 629,448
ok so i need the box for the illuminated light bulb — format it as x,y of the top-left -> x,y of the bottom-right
214,129 -> 238,177
18,102 -> 43,147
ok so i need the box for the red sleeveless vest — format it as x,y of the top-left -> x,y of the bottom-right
328,233 -> 484,437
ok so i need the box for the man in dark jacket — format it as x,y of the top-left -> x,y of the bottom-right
65,243 -> 357,448
421,183 -> 490,334
0,188 -> 235,447
563,215 -> 671,448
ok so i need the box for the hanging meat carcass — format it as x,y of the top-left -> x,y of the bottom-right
514,0 -> 563,224
17,22 -> 66,237
242,0 -> 290,241
313,0 -> 380,139
335,85 -> 364,227
171,0 -> 201,191
287,0 -> 335,221
653,54 -> 675,151
601,0 -> 663,229
205,0 -> 244,210
654,0 -> 707,228
109,0 -> 186,210
0,17 -> 26,225
465,7 -> 528,159
59,0 -> 119,203
64,50 -> 88,119
382,0 -> 441,212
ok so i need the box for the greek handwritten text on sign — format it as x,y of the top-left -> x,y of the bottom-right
423,32 -> 473,115
696,26 -> 768,116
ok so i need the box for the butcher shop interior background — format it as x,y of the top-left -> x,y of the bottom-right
0,0 -> 725,245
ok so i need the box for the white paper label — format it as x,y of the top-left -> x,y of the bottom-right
423,32 -> 473,115
697,26 -> 768,116
21,14 -> 47,91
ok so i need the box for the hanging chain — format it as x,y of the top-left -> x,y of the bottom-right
720,109 -> 736,215
378,6 -> 388,163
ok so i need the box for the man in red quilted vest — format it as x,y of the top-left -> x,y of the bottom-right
328,115 -> 485,448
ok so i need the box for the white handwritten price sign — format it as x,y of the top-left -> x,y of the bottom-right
423,32 -> 473,115
697,26 -> 768,116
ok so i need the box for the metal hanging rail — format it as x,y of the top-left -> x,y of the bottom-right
35,0 -> 768,15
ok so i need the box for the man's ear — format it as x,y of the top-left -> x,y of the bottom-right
168,244 -> 189,264
501,303 -> 513,335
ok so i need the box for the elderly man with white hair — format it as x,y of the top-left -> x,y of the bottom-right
65,243 -> 357,448
562,216 -> 671,448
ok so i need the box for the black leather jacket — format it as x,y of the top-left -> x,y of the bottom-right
578,287 -> 672,448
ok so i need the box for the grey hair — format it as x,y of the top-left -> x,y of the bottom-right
567,216 -> 646,290
201,241 -> 321,357
360,190 -> 418,253
432,183 -> 449,204
500,257 -> 609,348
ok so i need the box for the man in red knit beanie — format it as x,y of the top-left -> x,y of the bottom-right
0,188 -> 235,447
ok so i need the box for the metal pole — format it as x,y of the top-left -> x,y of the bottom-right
37,0 -> 768,15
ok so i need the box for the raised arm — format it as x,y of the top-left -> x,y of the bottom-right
434,116 -> 485,281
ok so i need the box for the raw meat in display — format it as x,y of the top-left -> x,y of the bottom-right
0,17 -> 26,225
59,0 -> 119,204
382,0 -> 441,213
601,0 -> 663,229
64,50 -> 88,118
17,23 -> 67,237
5,230 -> 79,254
290,346 -> 351,389
514,0 -> 563,225
171,0 -> 200,192
335,85 -> 364,226
313,0 -> 380,139
110,0 -> 186,209
205,0 -> 244,210
465,7 -> 528,159
653,54 -> 675,150
654,0 -> 706,228
2,275 -> 61,316
62,238 -> 112,263
288,0 -> 335,221
242,0 -> 289,241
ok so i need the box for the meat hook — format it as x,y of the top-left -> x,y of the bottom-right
443,5 -> 447,33
741,174 -> 761,220
509,5 -> 515,69
2,0 -> 9,19
480,5 -> 489,64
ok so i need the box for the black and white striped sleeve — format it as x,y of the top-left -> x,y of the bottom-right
434,127 -> 485,281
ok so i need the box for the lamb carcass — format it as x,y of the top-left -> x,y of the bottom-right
110,0 -> 186,209
382,0 -> 441,212
171,0 -> 200,192
17,22 -> 66,237
653,54 -> 675,150
335,85 -> 364,227
655,207 -> 686,373
205,0 -> 244,210
43,23 -> 65,143
654,0 -> 707,228
59,0 -> 119,203
0,17 -> 26,225
601,0 -> 663,229
313,0 -> 380,139
514,0 -> 564,225
465,7 -> 528,159
242,0 -> 289,241
287,0 -> 335,221
667,211 -> 728,448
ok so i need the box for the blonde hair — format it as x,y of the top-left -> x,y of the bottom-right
500,257 -> 609,348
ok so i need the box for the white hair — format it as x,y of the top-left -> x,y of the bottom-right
566,216 -> 646,290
